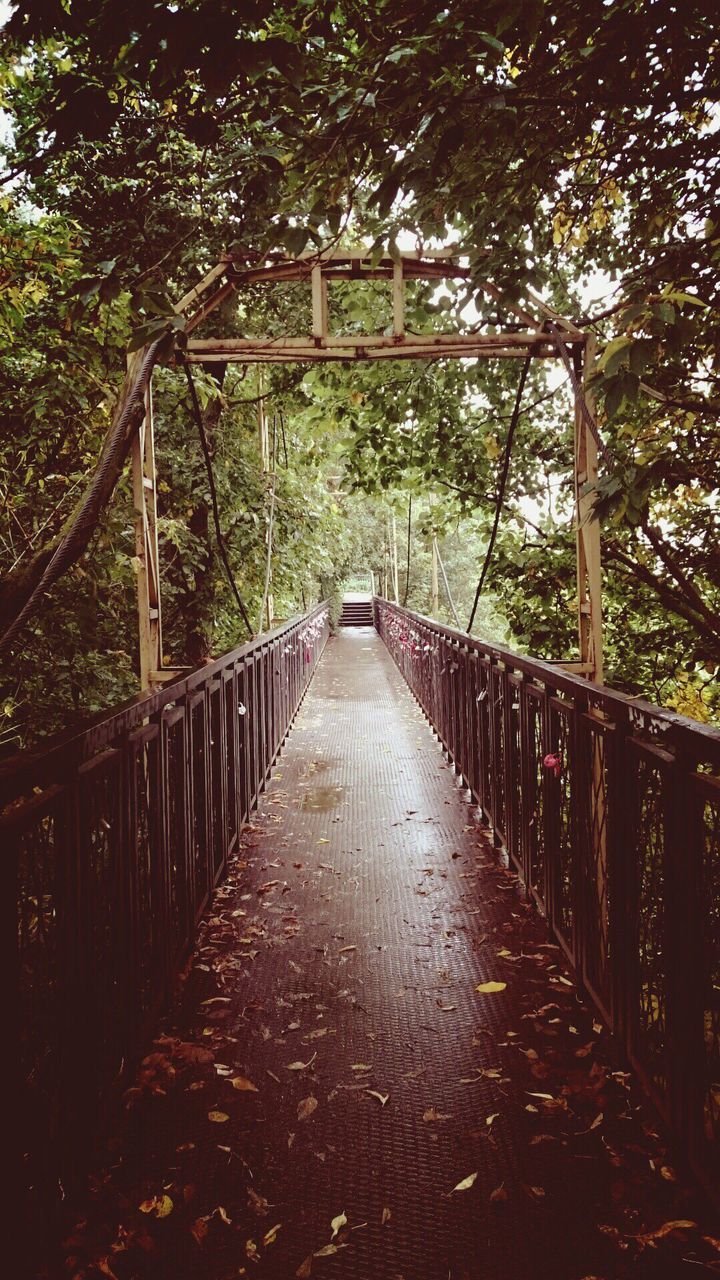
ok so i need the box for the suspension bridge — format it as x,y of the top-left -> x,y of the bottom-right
2,250 -> 719,1276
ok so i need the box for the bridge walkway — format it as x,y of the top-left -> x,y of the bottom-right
66,630 -> 712,1280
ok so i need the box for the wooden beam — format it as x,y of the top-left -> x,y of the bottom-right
186,329 -> 568,354
175,258 -> 231,313
574,336 -> 603,683
185,279 -> 237,334
392,261 -> 405,337
184,344 -> 565,364
130,367 -> 164,690
311,264 -> 326,346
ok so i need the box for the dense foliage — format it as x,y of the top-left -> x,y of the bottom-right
1,0 -> 719,746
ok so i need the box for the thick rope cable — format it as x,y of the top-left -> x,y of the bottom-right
256,414 -> 277,635
183,364 -> 253,638
434,537 -> 462,628
467,354 -> 532,634
402,495 -> 412,607
0,340 -> 160,655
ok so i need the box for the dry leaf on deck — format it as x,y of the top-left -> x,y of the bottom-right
231,1076 -> 258,1092
452,1172 -> 478,1192
475,981 -> 507,994
287,1053 -> 318,1071
139,1194 -> 173,1218
298,1095 -> 318,1121
366,1090 -> 389,1106
330,1212 -> 347,1239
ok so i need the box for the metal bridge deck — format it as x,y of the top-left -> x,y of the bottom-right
65,630 -> 714,1280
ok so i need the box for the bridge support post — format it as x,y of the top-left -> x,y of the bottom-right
574,338 -> 604,683
130,366 -> 164,688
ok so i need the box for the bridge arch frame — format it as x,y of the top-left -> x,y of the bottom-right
131,247 -> 602,687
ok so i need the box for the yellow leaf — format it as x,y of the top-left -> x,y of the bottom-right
139,1193 -> 173,1218
207,1110 -> 230,1123
381,1207 -> 392,1224
452,1172 -> 478,1192
330,1212 -> 347,1239
263,1223 -> 282,1246
475,981 -> 507,994
231,1076 -> 259,1092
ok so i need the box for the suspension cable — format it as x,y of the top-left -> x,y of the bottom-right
183,363 -> 253,638
256,413 -> 277,635
0,340 -> 160,655
434,537 -> 462,628
402,495 -> 412,607
467,354 -> 532,634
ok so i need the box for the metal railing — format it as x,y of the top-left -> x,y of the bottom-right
2,603 -> 329,1224
374,597 -> 720,1194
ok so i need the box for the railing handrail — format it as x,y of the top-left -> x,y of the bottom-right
375,596 -> 720,764
375,595 -> 720,1200
0,601 -> 329,808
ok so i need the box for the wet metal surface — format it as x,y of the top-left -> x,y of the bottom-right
64,630 -> 716,1280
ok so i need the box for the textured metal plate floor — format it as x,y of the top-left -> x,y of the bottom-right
63,631 -> 717,1280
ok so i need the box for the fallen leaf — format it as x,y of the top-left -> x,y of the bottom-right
287,1053 -> 317,1071
247,1187 -> 269,1217
490,1183 -> 508,1203
207,1110 -> 230,1123
452,1172 -> 478,1192
381,1207 -> 392,1224
231,1076 -> 258,1092
314,1243 -> 339,1258
486,1112 -> 500,1127
330,1212 -> 347,1239
298,1095 -> 318,1121
351,1063 -> 373,1072
139,1194 -> 173,1218
339,946 -> 357,954
296,1257 -> 313,1278
475,982 -> 507,994
263,1223 -> 282,1246
366,1090 -> 389,1106
523,1184 -> 545,1200
423,1107 -> 452,1122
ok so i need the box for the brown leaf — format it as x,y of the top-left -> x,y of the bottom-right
298,1095 -> 318,1121
381,1207 -> 392,1224
296,1256 -> 313,1278
490,1183 -> 508,1203
247,1187 -> 269,1217
365,1090 -> 389,1106
423,1107 -> 452,1122
207,1110 -> 230,1123
231,1076 -> 258,1092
